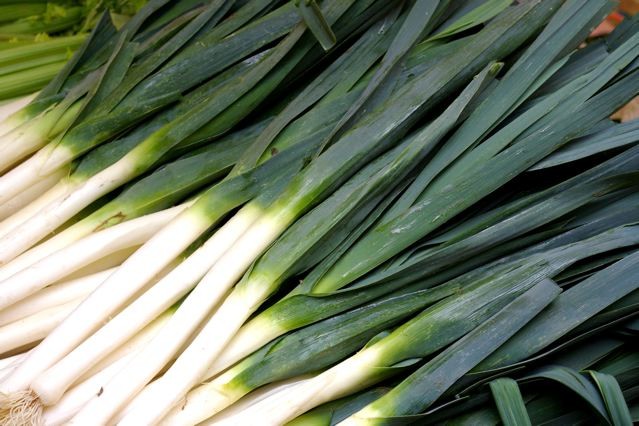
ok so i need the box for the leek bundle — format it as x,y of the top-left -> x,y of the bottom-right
0,0 -> 636,425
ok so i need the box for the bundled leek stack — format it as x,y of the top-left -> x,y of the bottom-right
0,0 -> 147,101
0,0 -> 637,424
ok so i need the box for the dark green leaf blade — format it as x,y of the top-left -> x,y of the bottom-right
589,370 -> 633,426
489,378 -> 531,426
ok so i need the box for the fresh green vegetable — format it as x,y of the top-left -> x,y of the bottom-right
0,2 -> 636,425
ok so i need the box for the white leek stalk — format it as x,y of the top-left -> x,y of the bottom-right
0,179 -> 71,242
41,355 -> 134,426
0,199 -> 190,282
0,158 -> 145,263
0,206 -> 185,309
33,205 -> 260,407
0,352 -> 28,381
200,377 -> 314,425
0,168 -> 64,222
214,350 -> 382,426
42,310 -> 174,425
78,203 -> 290,425
0,268 -> 115,326
0,198 -> 243,403
0,300 -> 80,355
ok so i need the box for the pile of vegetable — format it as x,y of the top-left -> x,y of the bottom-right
0,0 -> 637,424
0,0 -> 146,101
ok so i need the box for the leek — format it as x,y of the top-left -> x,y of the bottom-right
120,60 -> 501,424
342,279 -> 561,424
76,2 -> 557,421
205,0 -> 639,376
0,0 -> 387,262
219,226 -> 639,424
0,1 -> 635,424
217,151 -> 639,375
15,12 -> 396,412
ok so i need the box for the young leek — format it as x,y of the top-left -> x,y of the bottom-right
0,118 -> 260,282
70,3 -> 555,422
215,155 -> 639,375
342,279 -> 561,424
0,0 -> 381,263
217,226 -> 639,424
119,59 -> 500,424
197,0 -> 635,376
13,24 -> 385,412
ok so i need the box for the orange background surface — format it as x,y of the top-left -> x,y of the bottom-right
605,1 -> 639,121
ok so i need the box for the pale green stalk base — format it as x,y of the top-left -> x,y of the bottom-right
0,268 -> 114,327
0,96 -> 83,174
0,206 -> 184,310
0,168 -> 64,221
338,411 -> 382,426
0,155 -> 140,264
216,349 -> 385,425
0,92 -> 37,135
0,103 -> 74,174
0,300 -> 79,355
161,381 -> 247,426
207,312 -> 288,378
46,101 -> 83,140
0,178 -> 70,243
0,122 -> 55,174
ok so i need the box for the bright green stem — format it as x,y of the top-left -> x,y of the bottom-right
0,4 -> 47,23
0,6 -> 83,35
0,40 -> 36,49
0,34 -> 84,66
0,61 -> 65,99
0,52 -> 69,76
